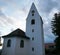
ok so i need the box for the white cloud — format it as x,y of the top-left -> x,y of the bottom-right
0,0 -> 60,43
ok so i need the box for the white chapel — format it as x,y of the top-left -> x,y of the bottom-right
1,3 -> 45,55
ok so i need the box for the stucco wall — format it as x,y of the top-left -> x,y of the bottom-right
1,37 -> 17,55
1,37 -> 30,55
26,3 -> 45,55
15,37 -> 30,55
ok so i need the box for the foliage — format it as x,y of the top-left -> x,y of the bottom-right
51,13 -> 60,55
51,13 -> 60,36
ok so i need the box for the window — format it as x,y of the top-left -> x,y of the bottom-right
32,10 -> 35,13
32,47 -> 34,51
32,29 -> 34,32
20,40 -> 24,48
32,14 -> 34,16
31,19 -> 35,25
32,37 -> 34,40
31,10 -> 35,16
7,39 -> 11,47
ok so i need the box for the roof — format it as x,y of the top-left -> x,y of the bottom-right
2,28 -> 30,39
26,3 -> 43,24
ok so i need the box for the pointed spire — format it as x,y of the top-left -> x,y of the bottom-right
32,3 -> 35,6
30,3 -> 36,10
27,2 -> 43,24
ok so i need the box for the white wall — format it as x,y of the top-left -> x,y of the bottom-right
15,37 -> 30,55
1,37 -> 30,55
1,37 -> 17,55
26,3 -> 45,55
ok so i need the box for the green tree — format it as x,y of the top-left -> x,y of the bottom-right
51,13 -> 60,55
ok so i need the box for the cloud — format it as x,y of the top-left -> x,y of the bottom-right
9,9 -> 27,31
0,0 -> 60,43
0,10 -> 14,25
43,8 -> 59,43
37,0 -> 58,13
34,0 -> 60,43
0,10 -> 17,35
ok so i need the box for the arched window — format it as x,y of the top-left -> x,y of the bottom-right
7,39 -> 11,47
32,37 -> 34,40
31,10 -> 35,16
32,10 -> 35,13
31,19 -> 35,25
20,40 -> 24,48
32,47 -> 34,52
32,29 -> 34,32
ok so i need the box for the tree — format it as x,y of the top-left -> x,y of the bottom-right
51,13 -> 60,55
51,13 -> 60,36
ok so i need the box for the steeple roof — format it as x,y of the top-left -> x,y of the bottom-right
31,3 -> 36,9
27,3 -> 43,24
30,3 -> 38,12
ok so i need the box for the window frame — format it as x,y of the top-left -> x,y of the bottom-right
20,40 -> 24,48
32,37 -> 34,40
32,13 -> 34,16
7,39 -> 11,47
31,19 -> 35,25
32,29 -> 34,32
32,47 -> 34,52
31,10 -> 35,16
32,10 -> 35,13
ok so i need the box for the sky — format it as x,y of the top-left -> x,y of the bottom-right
0,0 -> 60,43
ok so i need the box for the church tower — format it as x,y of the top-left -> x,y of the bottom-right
26,3 -> 45,55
